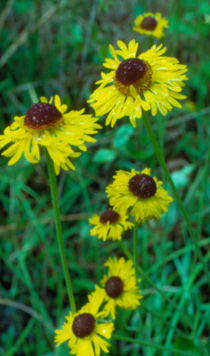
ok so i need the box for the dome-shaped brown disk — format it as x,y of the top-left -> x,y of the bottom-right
24,102 -> 62,129
72,313 -> 95,338
105,276 -> 124,298
100,209 -> 120,224
140,16 -> 157,31
128,173 -> 157,198
115,58 -> 147,86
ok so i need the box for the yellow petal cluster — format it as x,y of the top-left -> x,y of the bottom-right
133,12 -> 168,39
0,95 -> 101,174
88,40 -> 188,127
92,257 -> 142,320
55,293 -> 114,356
89,211 -> 133,241
106,168 -> 173,223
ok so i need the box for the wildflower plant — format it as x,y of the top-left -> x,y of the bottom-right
89,35 -> 209,286
0,94 -> 102,317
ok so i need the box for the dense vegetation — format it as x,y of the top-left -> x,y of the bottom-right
0,0 -> 210,355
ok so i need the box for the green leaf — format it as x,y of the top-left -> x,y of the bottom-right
174,336 -> 201,356
171,164 -> 195,188
93,148 -> 116,163
114,124 -> 134,148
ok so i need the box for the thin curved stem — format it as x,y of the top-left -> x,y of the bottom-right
141,110 -> 210,285
45,150 -> 76,313
133,220 -> 139,281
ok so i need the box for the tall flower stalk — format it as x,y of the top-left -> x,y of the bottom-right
141,110 -> 210,284
89,38 -> 210,285
46,150 -> 76,313
0,94 -> 101,313
133,220 -> 139,282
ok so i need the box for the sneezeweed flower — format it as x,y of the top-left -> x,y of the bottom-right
55,293 -> 114,356
92,257 -> 142,319
106,168 -> 173,223
88,40 -> 188,128
89,208 -> 133,241
133,12 -> 168,39
0,95 -> 101,175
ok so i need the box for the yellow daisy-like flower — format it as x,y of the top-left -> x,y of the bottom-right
88,39 -> 188,127
106,168 -> 173,223
92,257 -> 142,320
133,12 -> 168,39
55,293 -> 114,356
0,95 -> 101,175
89,208 -> 133,241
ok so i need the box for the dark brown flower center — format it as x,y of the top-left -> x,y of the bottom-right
72,313 -> 95,338
100,209 -> 120,224
24,102 -> 62,130
140,16 -> 157,31
128,173 -> 157,198
115,58 -> 147,86
105,276 -> 123,298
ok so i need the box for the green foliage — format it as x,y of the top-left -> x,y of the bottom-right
0,0 -> 210,355
174,336 -> 201,356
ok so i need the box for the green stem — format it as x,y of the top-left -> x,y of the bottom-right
149,36 -> 155,47
45,150 -> 76,313
118,240 -> 193,330
141,110 -> 210,285
133,220 -> 139,281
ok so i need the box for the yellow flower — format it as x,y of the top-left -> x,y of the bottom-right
55,293 -> 114,356
106,168 -> 173,223
133,12 -> 168,39
88,40 -> 188,128
89,208 -> 133,241
0,95 -> 101,175
92,257 -> 142,320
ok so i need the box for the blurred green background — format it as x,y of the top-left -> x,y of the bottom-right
0,0 -> 210,355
